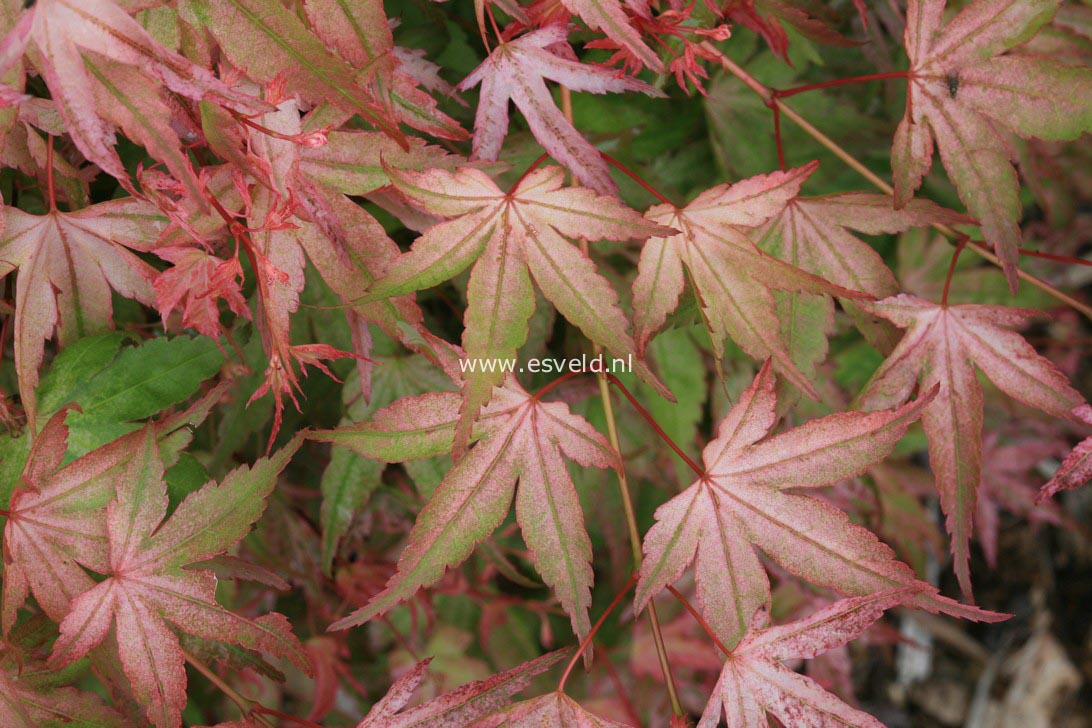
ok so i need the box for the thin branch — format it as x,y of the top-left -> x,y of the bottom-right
773,71 -> 909,99
772,104 -> 785,171
182,648 -> 275,728
667,586 -> 732,656
45,135 -> 57,212
606,373 -> 704,477
1019,248 -> 1092,267
942,237 -> 969,306
600,153 -> 675,206
701,42 -> 1092,321
594,364 -> 684,716
557,571 -> 637,692
512,152 -> 550,188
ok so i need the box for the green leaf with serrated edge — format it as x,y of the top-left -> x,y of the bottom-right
0,432 -> 30,525
36,332 -> 128,422
319,446 -> 383,576
59,335 -> 223,457
642,327 -> 706,484
164,452 -> 210,511
68,336 -> 223,423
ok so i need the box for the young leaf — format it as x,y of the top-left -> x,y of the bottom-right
49,429 -> 310,728
894,0 -> 1092,289
560,0 -> 664,73
856,295 -> 1086,599
154,246 -> 250,341
219,96 -> 425,441
326,376 -> 618,657
635,361 -> 1004,650
186,0 -> 403,144
457,24 -> 665,194
369,163 -> 674,451
358,649 -> 570,727
698,590 -> 914,728
1037,405 -> 1092,502
632,163 -> 872,398
0,199 -> 167,426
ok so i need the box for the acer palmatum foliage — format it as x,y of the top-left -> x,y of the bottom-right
0,0 -> 1088,724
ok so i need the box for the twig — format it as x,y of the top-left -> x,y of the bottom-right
558,571 -> 638,692
702,42 -> 1092,321
183,648 -> 275,728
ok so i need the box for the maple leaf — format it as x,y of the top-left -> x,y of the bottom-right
894,0 -> 1092,289
457,24 -> 665,194
1038,404 -> 1092,502
635,361 -> 1005,650
0,0 -> 262,185
364,163 -> 673,450
48,428 -> 311,728
0,198 -> 167,426
2,387 -> 222,635
0,665 -> 128,727
480,691 -> 630,727
856,294 -> 1086,599
754,193 -> 972,375
698,589 -> 914,728
357,649 -> 570,727
203,96 -> 431,443
318,375 -> 618,654
632,163 -> 872,398
153,246 -> 249,341
301,0 -> 468,140
83,54 -> 209,204
186,0 -> 403,145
